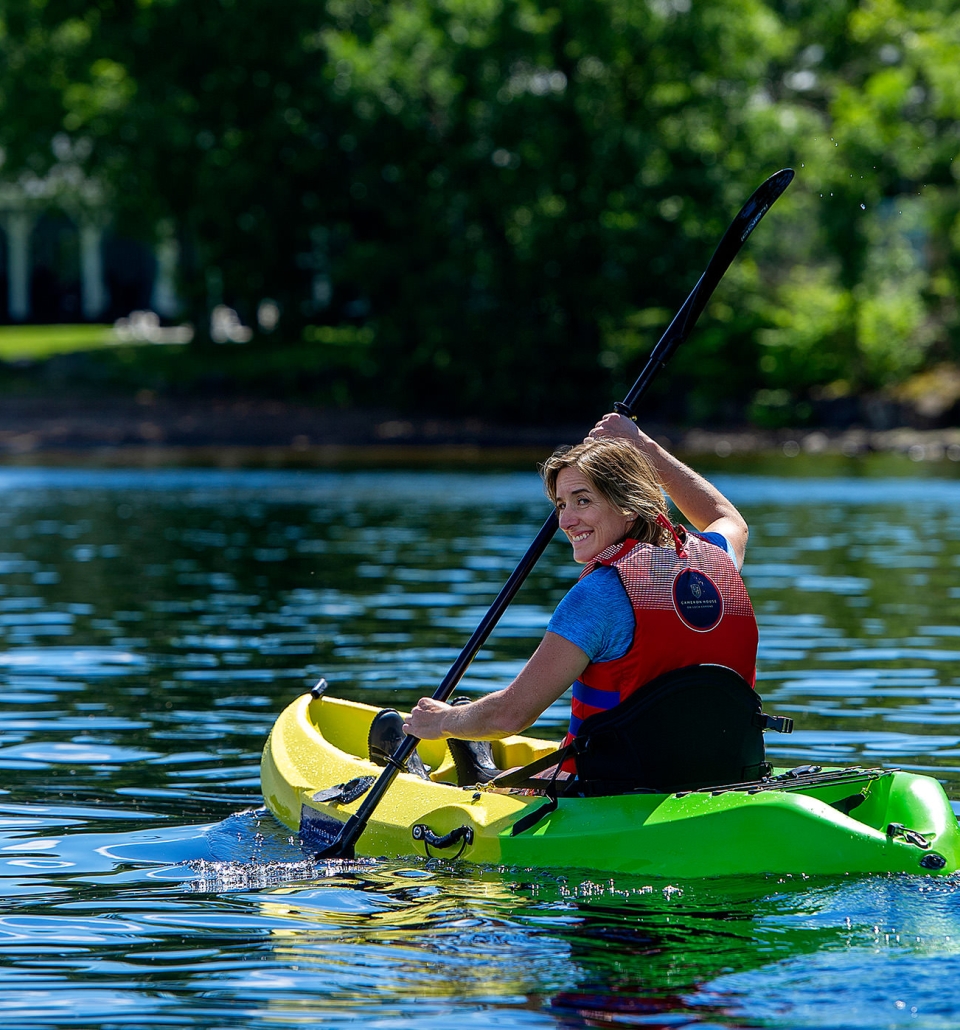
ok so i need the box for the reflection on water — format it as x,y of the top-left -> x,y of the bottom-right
1,467 -> 960,1027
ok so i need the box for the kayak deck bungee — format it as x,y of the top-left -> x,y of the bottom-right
261,693 -> 960,877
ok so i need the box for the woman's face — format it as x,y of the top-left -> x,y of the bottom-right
554,467 -> 636,564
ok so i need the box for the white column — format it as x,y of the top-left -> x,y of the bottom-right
151,235 -> 181,318
4,211 -> 33,322
79,221 -> 106,320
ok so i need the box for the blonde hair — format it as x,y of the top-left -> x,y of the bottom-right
540,437 -> 669,546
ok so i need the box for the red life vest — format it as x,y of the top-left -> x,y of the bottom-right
563,533 -> 758,745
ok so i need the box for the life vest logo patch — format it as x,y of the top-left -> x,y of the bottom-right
672,569 -> 723,631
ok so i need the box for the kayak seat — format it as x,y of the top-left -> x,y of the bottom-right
571,664 -> 783,796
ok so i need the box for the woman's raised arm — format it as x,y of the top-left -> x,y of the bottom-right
589,412 -> 748,568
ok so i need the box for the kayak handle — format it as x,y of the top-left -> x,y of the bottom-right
886,823 -> 930,849
412,823 -> 474,859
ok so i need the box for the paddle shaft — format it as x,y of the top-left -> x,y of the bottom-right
317,167 -> 795,859
327,512 -> 560,849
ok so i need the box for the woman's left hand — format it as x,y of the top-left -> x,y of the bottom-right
403,698 -> 452,740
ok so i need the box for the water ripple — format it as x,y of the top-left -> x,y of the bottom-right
0,467 -> 959,1027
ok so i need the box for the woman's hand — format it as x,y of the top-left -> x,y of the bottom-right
403,633 -> 589,743
587,412 -> 660,463
403,698 -> 453,740
587,412 -> 642,444
587,411 -> 748,567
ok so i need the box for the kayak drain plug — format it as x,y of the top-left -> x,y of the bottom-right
920,853 -> 947,871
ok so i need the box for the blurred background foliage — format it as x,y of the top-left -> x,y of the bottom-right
1,0 -> 959,424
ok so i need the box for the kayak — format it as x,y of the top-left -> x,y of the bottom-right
261,692 -> 960,877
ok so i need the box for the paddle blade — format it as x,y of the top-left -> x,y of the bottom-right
617,167 -> 795,417
315,838 -> 355,860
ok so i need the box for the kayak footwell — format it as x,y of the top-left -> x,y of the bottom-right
261,693 -> 960,877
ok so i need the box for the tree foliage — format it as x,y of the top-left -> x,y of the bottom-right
1,0 -> 959,421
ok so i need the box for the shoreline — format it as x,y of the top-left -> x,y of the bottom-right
1,395 -> 959,467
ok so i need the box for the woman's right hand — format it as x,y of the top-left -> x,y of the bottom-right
587,412 -> 644,445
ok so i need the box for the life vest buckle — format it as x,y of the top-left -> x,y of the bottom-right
753,713 -> 794,734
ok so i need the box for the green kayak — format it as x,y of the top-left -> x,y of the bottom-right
261,692 -> 960,877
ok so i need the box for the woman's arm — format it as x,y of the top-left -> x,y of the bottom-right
589,412 -> 749,568
403,631 -> 589,741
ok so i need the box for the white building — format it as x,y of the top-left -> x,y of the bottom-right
0,138 -> 178,324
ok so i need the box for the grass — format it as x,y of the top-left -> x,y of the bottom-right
0,324 -> 116,361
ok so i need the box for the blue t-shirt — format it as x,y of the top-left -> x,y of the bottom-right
546,532 -> 734,663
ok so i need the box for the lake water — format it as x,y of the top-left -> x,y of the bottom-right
3,464 -> 960,1029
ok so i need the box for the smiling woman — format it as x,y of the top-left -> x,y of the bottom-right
550,456 -> 658,563
402,414 -> 757,784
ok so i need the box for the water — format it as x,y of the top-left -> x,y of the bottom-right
2,465 -> 960,1028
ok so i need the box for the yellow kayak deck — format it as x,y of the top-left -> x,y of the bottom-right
261,693 -> 960,877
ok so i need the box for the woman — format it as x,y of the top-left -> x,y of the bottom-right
403,413 -> 757,767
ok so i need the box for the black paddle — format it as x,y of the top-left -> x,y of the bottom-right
315,167 -> 795,860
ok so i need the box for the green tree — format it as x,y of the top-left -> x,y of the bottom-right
2,0 -> 959,423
